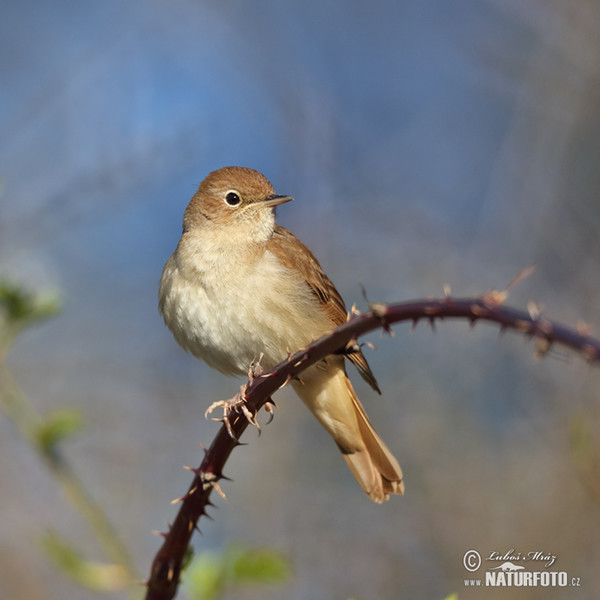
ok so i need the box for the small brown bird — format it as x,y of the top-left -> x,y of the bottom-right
159,167 -> 403,502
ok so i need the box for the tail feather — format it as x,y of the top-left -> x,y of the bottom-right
292,360 -> 403,503
343,375 -> 404,502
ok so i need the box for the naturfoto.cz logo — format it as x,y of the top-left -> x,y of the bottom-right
462,549 -> 582,588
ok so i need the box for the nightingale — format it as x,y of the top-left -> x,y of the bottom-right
158,166 -> 403,502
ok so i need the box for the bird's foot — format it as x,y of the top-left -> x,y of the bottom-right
205,385 -> 260,439
248,354 -> 279,424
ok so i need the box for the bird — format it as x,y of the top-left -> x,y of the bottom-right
158,166 -> 403,502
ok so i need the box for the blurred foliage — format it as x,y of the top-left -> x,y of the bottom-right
0,281 -> 84,457
40,530 -> 130,592
0,280 -> 141,598
1,280 -> 296,600
0,279 -> 61,355
34,407 -> 86,458
183,543 -> 291,600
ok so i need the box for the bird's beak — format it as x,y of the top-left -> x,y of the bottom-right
261,194 -> 293,208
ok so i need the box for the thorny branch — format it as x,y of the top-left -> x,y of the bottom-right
145,292 -> 600,600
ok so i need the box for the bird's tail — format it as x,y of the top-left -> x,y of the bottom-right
292,361 -> 403,503
341,375 -> 404,502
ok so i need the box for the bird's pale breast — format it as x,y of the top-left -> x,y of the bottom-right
159,240 -> 332,375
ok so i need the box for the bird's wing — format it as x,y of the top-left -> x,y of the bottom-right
268,225 -> 381,393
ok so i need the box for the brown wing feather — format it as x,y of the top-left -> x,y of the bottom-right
268,226 -> 381,393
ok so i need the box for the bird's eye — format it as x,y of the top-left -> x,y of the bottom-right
224,191 -> 241,207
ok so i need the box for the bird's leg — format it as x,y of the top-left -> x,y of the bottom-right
248,352 -> 264,379
204,354 -> 266,438
250,353 -> 280,424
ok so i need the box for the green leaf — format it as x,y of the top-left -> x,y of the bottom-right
35,409 -> 85,456
184,544 -> 291,600
0,280 -> 61,327
228,544 -> 291,584
0,280 -> 61,356
184,552 -> 226,600
40,530 -> 129,591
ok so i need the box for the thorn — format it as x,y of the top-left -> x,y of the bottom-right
183,465 -> 199,474
471,303 -> 488,317
577,320 -> 592,337
360,283 -> 369,304
527,301 -> 541,321
361,340 -> 376,351
210,480 -> 228,500
428,317 -> 436,332
350,303 -> 361,317
482,289 -> 507,307
483,266 -> 536,309
515,319 -> 532,333
170,496 -> 185,505
537,318 -> 553,337
376,319 -> 394,336
410,318 -> 418,333
582,344 -> 598,362
443,284 -> 451,298
293,354 -> 309,368
361,284 -> 389,319
276,374 -> 293,391
152,530 -> 167,538
370,301 -> 388,318
506,265 -> 535,292
255,370 -> 277,379
533,338 -> 551,360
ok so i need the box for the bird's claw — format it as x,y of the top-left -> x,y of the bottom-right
205,386 -> 260,439
264,399 -> 278,425
204,356 -> 277,438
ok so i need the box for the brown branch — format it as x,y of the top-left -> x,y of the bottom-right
145,294 -> 600,600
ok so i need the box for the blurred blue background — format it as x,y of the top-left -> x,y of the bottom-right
1,1 -> 600,599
